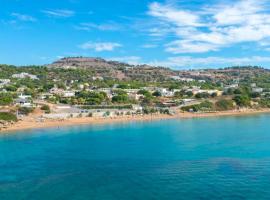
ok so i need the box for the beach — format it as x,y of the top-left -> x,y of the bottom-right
2,108 -> 270,133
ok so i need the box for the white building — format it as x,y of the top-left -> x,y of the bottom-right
15,94 -> 33,107
12,73 -> 38,80
252,88 -> 263,93
251,83 -> 257,88
49,88 -> 64,95
49,88 -> 75,97
128,93 -> 144,100
224,84 -> 239,91
62,91 -> 75,98
92,76 -> 104,81
186,89 -> 222,96
157,88 -> 174,97
198,80 -> 206,83
18,93 -> 32,99
0,79 -> 10,86
179,78 -> 195,82
97,88 -> 113,99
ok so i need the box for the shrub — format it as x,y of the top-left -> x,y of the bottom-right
215,99 -> 235,111
181,101 -> 214,112
0,93 -> 13,106
41,105 -> 50,113
195,92 -> 210,99
0,112 -> 17,121
199,101 -> 214,111
152,91 -> 162,97
233,95 -> 251,107
112,94 -> 129,104
258,99 -> 270,108
18,107 -> 34,115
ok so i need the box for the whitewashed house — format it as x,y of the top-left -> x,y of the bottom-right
12,73 -> 38,80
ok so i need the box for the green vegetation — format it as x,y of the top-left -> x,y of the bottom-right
195,92 -> 210,99
112,94 -> 130,104
181,101 -> 214,112
152,91 -> 162,97
41,104 -> 51,113
258,99 -> 270,108
75,91 -> 108,105
2,63 -> 270,116
233,95 -> 251,107
0,112 -> 17,121
80,105 -> 133,110
18,107 -> 34,115
215,99 -> 235,111
0,93 -> 13,106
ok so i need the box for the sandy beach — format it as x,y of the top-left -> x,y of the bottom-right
1,108 -> 270,133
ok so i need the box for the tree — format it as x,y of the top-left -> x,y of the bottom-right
137,89 -> 151,96
152,91 -> 161,97
250,92 -> 260,98
185,91 -> 193,97
215,99 -> 235,111
233,95 -> 251,107
0,93 -> 13,106
181,101 -> 213,112
18,107 -> 34,116
174,91 -> 185,98
195,92 -> 210,99
76,91 -> 108,105
4,85 -> 17,92
199,101 -> 214,111
41,104 -> 50,113
0,112 -> 17,121
211,92 -> 217,98
112,94 -> 129,104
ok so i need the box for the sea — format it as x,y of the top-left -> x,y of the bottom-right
1,114 -> 270,199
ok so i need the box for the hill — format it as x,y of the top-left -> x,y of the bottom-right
47,57 -> 178,81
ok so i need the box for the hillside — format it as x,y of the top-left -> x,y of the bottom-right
47,57 -> 270,83
47,57 -> 177,81
1,57 -> 270,84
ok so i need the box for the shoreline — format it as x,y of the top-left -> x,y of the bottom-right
2,109 -> 270,133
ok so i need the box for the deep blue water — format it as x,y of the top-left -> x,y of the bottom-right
1,115 -> 270,199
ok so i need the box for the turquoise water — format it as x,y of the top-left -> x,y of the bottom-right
1,115 -> 270,199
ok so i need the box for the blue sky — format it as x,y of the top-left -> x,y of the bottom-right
1,0 -> 270,69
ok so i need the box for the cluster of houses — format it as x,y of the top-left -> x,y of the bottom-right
0,79 -> 10,88
2,71 -> 270,120
170,76 -> 206,83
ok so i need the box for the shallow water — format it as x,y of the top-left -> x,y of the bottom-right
1,115 -> 270,199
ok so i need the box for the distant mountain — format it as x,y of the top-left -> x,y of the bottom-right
48,57 -> 132,69
45,57 -> 270,82
47,57 -> 178,81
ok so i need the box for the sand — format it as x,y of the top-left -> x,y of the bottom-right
2,109 -> 270,133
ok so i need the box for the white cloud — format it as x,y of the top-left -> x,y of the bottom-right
11,13 -> 37,22
79,42 -> 122,52
148,56 -> 270,68
148,2 -> 202,27
109,56 -> 142,65
165,40 -> 218,53
75,22 -> 121,31
141,44 -> 158,48
147,0 -> 270,53
211,0 -> 268,26
42,9 -> 75,18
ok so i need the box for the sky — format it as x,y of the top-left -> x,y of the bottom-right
1,0 -> 270,69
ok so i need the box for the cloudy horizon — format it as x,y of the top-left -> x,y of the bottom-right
2,0 -> 270,69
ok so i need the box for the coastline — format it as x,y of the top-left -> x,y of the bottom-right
2,108 -> 270,133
